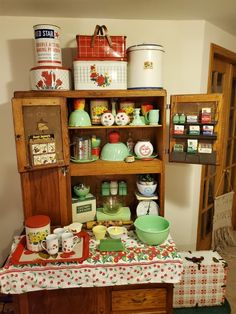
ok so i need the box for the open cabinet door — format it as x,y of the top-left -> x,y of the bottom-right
169,93 -> 224,165
12,97 -> 71,225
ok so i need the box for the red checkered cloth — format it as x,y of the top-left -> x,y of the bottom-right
173,250 -> 228,308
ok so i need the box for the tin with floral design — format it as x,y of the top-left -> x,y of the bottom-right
25,215 -> 51,252
30,66 -> 71,90
90,99 -> 109,125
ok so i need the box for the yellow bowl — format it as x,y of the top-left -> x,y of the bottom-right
92,225 -> 107,240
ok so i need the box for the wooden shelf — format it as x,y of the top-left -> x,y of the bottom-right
14,89 -> 167,99
70,159 -> 163,176
172,134 -> 217,140
68,124 -> 163,130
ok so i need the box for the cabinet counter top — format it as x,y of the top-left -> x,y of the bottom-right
0,231 -> 183,295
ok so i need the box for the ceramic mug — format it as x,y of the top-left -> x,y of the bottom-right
53,227 -> 66,247
145,109 -> 160,125
61,232 -> 79,253
41,234 -> 59,255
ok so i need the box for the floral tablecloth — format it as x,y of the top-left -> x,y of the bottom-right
0,231 -> 183,294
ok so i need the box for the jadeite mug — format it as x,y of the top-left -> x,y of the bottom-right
41,234 -> 59,255
145,109 -> 160,125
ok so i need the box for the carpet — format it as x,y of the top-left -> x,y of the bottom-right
173,299 -> 231,314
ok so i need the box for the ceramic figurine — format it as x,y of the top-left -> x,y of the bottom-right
101,111 -> 115,126
130,108 -> 145,125
115,111 -> 130,126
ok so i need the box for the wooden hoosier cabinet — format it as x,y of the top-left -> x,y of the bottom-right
10,89 -> 224,314
12,89 -> 168,225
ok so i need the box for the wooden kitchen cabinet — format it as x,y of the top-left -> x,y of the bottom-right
13,283 -> 173,314
12,89 -> 167,223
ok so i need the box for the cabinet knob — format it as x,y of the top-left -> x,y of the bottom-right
15,134 -> 21,140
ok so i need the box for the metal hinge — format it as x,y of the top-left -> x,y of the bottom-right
166,103 -> 170,110
61,166 -> 69,176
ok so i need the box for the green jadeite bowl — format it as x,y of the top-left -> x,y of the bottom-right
101,143 -> 129,161
134,215 -> 170,245
69,109 -> 91,127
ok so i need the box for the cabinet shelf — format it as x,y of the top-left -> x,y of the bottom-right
68,124 -> 163,130
169,152 -> 217,164
172,134 -> 217,140
70,159 -> 163,176
14,89 -> 167,99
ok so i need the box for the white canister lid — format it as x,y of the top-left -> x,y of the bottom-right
127,43 -> 164,53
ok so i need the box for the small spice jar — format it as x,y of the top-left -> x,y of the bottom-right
25,215 -> 51,252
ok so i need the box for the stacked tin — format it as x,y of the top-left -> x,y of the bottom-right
30,24 -> 71,90
73,25 -> 127,90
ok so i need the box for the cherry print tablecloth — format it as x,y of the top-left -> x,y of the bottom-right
0,231 -> 183,294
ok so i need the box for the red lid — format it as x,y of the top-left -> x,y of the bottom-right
109,131 -> 120,143
25,215 -> 50,228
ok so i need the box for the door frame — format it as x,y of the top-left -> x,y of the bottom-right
197,43 -> 236,250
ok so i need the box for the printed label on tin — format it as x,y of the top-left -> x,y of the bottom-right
35,28 -> 59,39
144,61 -> 153,69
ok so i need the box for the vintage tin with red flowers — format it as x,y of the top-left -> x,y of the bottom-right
30,66 -> 71,90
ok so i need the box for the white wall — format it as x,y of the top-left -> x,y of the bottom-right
0,16 -> 236,265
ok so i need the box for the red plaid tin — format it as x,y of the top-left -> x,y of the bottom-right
76,25 -> 126,61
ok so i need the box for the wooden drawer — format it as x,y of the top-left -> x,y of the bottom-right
112,288 -> 167,313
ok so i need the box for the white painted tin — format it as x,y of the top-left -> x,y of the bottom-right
127,44 -> 164,89
73,60 -> 127,90
33,24 -> 62,66
30,66 -> 71,90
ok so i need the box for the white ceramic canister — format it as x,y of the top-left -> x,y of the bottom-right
30,66 -> 71,90
33,24 -> 62,66
127,43 -> 164,89
25,215 -> 51,252
134,140 -> 154,158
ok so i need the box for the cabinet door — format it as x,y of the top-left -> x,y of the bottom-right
12,97 -> 69,172
12,97 -> 71,225
20,166 -> 71,226
169,93 -> 223,165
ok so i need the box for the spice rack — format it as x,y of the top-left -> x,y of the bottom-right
169,94 -> 224,165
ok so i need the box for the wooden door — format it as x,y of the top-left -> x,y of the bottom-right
197,44 -> 236,249
12,97 -> 72,226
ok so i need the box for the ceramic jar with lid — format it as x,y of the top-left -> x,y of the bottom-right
25,215 -> 51,252
134,140 -> 153,158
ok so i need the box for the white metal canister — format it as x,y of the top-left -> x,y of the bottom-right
33,24 -> 62,66
30,66 -> 71,90
25,215 -> 51,252
127,44 -> 164,89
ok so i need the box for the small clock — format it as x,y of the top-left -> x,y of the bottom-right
136,200 -> 159,216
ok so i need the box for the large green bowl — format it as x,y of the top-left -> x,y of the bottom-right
134,215 -> 170,245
